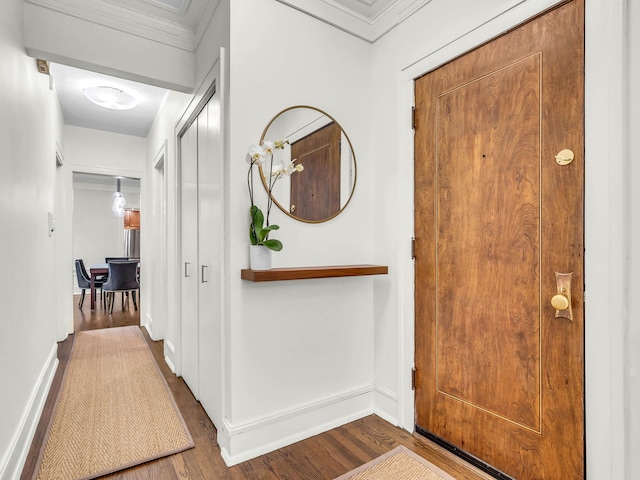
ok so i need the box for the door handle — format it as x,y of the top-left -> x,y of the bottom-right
551,272 -> 573,320
184,262 -> 191,277
201,265 -> 208,283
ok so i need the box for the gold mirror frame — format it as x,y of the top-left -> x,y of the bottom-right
259,105 -> 357,224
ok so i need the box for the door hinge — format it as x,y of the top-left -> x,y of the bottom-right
411,237 -> 416,260
411,367 -> 417,390
411,106 -> 417,130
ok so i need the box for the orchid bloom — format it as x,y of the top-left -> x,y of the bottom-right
272,158 -> 303,178
262,140 -> 276,156
246,144 -> 267,166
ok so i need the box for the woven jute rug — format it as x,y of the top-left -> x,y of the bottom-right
334,445 -> 457,480
33,326 -> 194,480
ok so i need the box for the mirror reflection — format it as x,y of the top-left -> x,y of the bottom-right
260,106 -> 357,223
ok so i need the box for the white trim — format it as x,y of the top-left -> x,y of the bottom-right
164,339 -> 177,373
66,163 -> 144,180
24,0 -> 197,52
149,139 -> 168,342
0,345 -> 58,480
193,0 -> 221,50
584,0 -> 628,478
142,312 -> 154,338
276,0 -> 434,43
219,385 -> 374,466
153,140 -> 168,169
397,76 -> 416,432
373,384 -> 399,425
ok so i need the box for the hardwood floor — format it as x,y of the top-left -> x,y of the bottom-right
21,295 -> 491,480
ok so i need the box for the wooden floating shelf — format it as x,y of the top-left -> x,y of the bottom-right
241,264 -> 388,282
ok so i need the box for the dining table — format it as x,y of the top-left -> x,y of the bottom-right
89,263 -> 109,310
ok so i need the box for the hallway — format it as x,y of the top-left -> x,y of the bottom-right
19,297 -> 490,480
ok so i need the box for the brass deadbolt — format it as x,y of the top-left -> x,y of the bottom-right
555,149 -> 575,166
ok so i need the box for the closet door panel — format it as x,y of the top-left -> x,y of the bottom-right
197,84 -> 224,427
180,120 -> 199,398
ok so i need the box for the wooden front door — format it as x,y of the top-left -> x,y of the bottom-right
414,1 -> 584,479
290,122 -> 341,221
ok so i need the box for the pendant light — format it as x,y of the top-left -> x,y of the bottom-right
112,178 -> 126,217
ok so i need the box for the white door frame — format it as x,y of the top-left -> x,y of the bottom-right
67,164 -> 143,334
147,140 -> 168,340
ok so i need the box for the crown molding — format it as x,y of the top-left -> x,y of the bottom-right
143,0 -> 191,15
276,0 -> 433,43
25,0 -> 198,51
193,0 -> 220,49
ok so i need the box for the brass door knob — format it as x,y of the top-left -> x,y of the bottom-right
551,294 -> 570,311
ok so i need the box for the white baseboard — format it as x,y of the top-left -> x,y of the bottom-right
373,383 -> 399,426
142,313 -> 153,339
220,385 -> 374,466
163,339 -> 176,374
0,344 -> 58,480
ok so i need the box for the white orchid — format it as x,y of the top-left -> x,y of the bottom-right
246,139 -> 299,252
272,158 -> 304,178
246,144 -> 267,166
262,140 -> 276,156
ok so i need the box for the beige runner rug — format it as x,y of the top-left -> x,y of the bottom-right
33,326 -> 194,480
335,445 -> 457,480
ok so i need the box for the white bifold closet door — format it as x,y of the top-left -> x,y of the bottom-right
179,61 -> 223,428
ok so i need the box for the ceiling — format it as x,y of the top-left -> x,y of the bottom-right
51,63 -> 168,138
42,0 -> 422,138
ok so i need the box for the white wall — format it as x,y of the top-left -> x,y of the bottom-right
221,0 -> 373,464
0,1 -> 64,478
627,0 -> 640,476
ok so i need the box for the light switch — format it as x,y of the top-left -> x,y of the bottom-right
48,212 -> 55,236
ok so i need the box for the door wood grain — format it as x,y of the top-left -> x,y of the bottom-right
414,1 -> 584,478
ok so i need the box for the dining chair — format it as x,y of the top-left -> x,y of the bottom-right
105,257 -> 139,303
101,260 -> 140,313
75,259 -> 105,309
105,256 -> 129,263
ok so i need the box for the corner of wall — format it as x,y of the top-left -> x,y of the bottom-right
373,383 -> 399,426
142,312 -> 155,340
0,344 -> 58,480
164,339 -> 177,374
219,386 -> 374,466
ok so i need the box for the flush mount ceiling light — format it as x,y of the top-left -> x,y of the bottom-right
83,86 -> 138,110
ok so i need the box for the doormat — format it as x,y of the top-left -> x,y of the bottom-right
32,326 -> 193,480
334,445 -> 457,480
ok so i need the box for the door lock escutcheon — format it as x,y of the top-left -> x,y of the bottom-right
551,271 -> 573,320
555,149 -> 575,166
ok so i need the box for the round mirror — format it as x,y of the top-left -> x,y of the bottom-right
259,105 -> 357,223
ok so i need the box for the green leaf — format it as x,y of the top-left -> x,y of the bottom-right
257,224 -> 279,242
249,225 -> 258,245
250,205 -> 264,228
250,205 -> 265,240
263,239 -> 283,251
